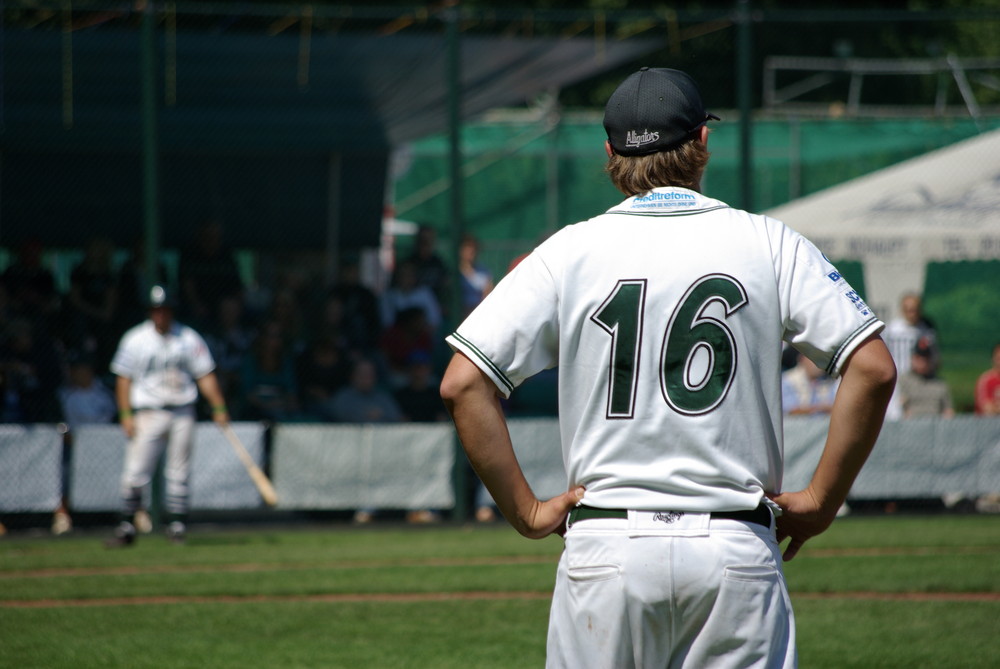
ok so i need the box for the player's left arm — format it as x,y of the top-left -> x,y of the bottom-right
769,333 -> 896,560
440,352 -> 583,539
196,372 -> 230,426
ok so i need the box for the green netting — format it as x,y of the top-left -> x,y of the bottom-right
395,116 -> 1000,258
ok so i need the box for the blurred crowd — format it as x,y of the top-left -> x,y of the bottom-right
2,226 -> 996,429
0,222 -> 504,428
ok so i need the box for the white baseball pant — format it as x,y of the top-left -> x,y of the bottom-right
120,406 -> 196,515
546,510 -> 796,668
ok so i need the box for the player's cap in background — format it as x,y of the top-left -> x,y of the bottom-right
604,67 -> 719,156
148,285 -> 176,309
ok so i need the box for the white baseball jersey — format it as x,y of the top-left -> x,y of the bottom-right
447,186 -> 884,512
111,320 -> 216,410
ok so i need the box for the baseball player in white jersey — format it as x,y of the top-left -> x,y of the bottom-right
440,67 -> 896,668
106,285 -> 229,546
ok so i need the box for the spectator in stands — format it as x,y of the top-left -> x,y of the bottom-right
327,356 -> 403,425
264,286 -> 308,357
974,342 -> 1000,416
379,306 -> 434,388
178,219 -> 244,329
63,237 -> 119,371
240,320 -> 300,422
296,335 -> 351,420
380,258 -> 442,334
781,351 -> 840,415
1,238 -> 60,328
457,235 -> 494,319
203,294 -> 255,419
407,224 -> 450,315
59,352 -> 116,429
896,337 -> 954,419
393,350 -> 446,423
328,256 -> 382,353
0,317 -> 64,423
882,292 -> 937,420
54,352 -> 117,535
309,293 -> 356,356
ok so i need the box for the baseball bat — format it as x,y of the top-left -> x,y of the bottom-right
220,424 -> 279,507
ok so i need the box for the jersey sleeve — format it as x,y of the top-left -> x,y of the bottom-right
446,249 -> 559,398
109,331 -> 137,378
185,329 -> 217,379
776,223 -> 884,377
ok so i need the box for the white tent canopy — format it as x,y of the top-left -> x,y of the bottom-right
765,128 -> 1000,319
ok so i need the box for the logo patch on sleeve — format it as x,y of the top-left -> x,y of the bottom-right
842,289 -> 871,316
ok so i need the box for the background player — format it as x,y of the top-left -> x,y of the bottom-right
106,286 -> 229,547
440,67 -> 896,667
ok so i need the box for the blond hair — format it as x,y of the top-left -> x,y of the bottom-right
605,136 -> 710,196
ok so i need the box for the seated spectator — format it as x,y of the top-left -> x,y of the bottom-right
296,335 -> 351,421
265,285 -> 308,357
2,238 -> 60,327
407,224 -> 451,314
327,357 -> 403,424
328,257 -> 382,354
897,337 -> 954,419
58,353 -> 116,429
240,321 -> 300,422
203,294 -> 255,418
54,352 -> 117,536
178,219 -> 244,329
974,342 -> 1000,416
63,237 -> 119,371
310,293 -> 353,354
781,351 -> 839,415
380,258 -> 442,333
0,317 -> 63,422
379,306 -> 433,387
393,351 -> 446,423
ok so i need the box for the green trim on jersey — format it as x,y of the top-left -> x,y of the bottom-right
827,317 -> 882,375
606,205 -> 730,218
449,332 -> 515,395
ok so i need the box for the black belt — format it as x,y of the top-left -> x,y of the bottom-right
567,503 -> 771,529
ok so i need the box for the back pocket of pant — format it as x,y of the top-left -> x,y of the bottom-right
567,564 -> 621,583
723,564 -> 779,583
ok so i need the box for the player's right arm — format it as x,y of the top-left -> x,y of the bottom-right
115,375 -> 135,439
440,352 -> 584,539
768,334 -> 896,561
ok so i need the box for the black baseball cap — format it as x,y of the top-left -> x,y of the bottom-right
604,67 -> 719,156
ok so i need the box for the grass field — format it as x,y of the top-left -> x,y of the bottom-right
1,514 -> 998,668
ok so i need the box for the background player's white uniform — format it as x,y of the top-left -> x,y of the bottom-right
110,319 -> 216,524
447,186 -> 883,667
